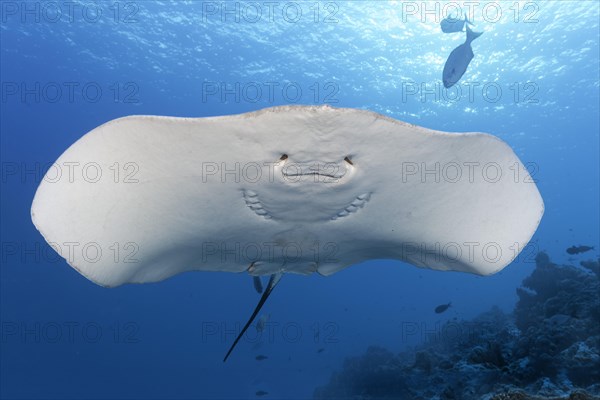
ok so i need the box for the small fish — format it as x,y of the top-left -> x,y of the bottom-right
255,355 -> 268,361
435,302 -> 452,314
440,14 -> 473,33
442,25 -> 483,88
256,313 -> 270,333
566,245 -> 594,255
317,348 -> 325,353
255,390 -> 269,397
253,276 -> 263,294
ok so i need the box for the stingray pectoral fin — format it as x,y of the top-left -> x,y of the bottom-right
223,273 -> 282,362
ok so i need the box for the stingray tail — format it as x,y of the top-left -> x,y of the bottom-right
466,24 -> 483,43
223,273 -> 283,362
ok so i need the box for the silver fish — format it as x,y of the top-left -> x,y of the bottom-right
442,25 -> 483,88
441,15 -> 473,33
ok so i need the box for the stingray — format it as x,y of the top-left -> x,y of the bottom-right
31,105 -> 544,360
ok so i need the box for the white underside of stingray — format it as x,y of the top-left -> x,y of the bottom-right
31,105 -> 544,288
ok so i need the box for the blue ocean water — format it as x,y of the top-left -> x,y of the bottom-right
1,1 -> 599,399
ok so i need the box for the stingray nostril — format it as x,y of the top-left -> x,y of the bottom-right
344,156 -> 354,166
279,154 -> 288,161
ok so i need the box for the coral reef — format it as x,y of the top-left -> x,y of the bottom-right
314,254 -> 600,399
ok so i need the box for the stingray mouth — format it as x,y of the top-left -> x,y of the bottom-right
277,155 -> 353,183
283,170 -> 344,180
